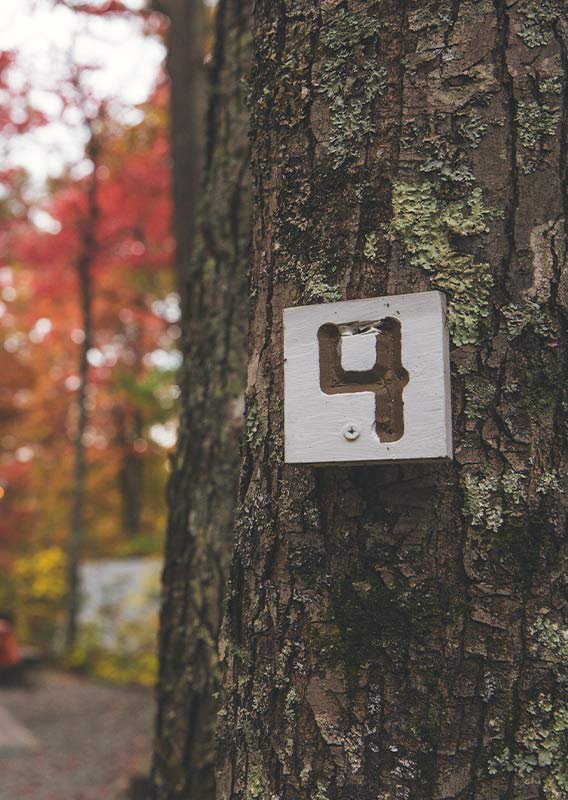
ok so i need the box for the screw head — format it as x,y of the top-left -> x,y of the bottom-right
342,423 -> 360,441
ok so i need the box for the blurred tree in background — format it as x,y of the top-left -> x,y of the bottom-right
0,0 -> 175,681
151,0 -> 250,793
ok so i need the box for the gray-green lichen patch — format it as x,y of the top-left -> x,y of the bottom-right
299,264 -> 342,303
317,7 -> 386,168
501,470 -> 527,506
532,617 -> 568,671
464,376 -> 495,420
284,688 -> 299,722
246,764 -> 266,800
462,467 -> 527,532
488,618 -> 568,797
501,299 -> 558,340
245,396 -> 267,448
363,231 -> 379,260
419,142 -> 475,188
536,470 -> 564,496
390,181 -> 497,346
517,0 -> 567,49
246,396 -> 264,448
314,780 -> 329,800
539,76 -> 563,96
457,112 -> 489,149
462,470 -> 504,532
516,101 -> 561,174
488,696 -> 568,795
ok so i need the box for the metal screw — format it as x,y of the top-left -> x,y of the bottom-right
342,423 -> 360,441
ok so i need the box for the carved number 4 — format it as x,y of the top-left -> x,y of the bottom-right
317,318 -> 409,443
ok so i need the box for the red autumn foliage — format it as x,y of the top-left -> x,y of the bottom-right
0,23 -> 175,630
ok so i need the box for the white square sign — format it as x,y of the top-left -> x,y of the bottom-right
283,291 -> 452,465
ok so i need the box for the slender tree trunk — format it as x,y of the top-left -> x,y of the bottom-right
218,3 -> 568,799
152,1 -> 252,797
166,0 -> 207,304
113,405 -> 143,538
66,133 -> 99,650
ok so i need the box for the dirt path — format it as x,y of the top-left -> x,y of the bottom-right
0,670 -> 154,800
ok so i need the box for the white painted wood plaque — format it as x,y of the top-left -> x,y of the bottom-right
284,291 -> 452,465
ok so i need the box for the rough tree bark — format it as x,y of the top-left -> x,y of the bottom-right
152,1 -> 251,798
165,0 -> 207,302
218,3 -> 568,800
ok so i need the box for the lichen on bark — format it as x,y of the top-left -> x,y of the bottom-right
390,181 -> 497,346
317,7 -> 386,168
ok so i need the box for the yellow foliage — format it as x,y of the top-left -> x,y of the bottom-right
11,546 -> 67,648
14,546 -> 67,602
69,617 -> 157,687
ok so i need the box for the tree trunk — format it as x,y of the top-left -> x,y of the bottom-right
66,132 -> 99,650
113,405 -> 143,538
166,0 -> 207,303
152,1 -> 251,798
218,3 -> 568,800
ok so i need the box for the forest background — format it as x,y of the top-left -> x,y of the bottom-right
0,0 -> 184,685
